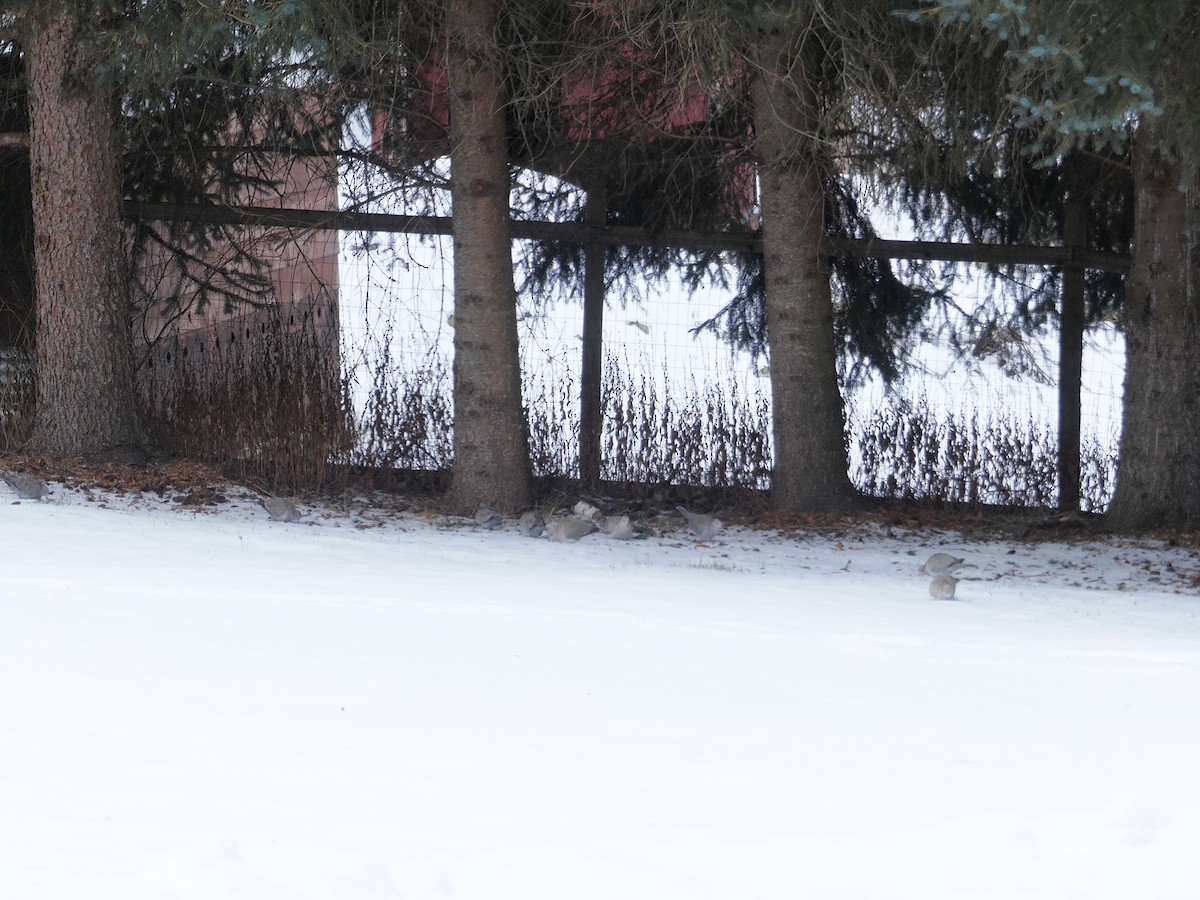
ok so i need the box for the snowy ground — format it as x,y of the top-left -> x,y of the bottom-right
3,480 -> 1200,899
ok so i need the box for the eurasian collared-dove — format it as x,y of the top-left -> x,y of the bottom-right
517,510 -> 545,538
474,505 -> 502,530
604,514 -> 639,540
547,516 -> 597,543
677,506 -> 723,540
929,574 -> 960,600
2,470 -> 47,500
920,552 -> 968,576
261,496 -> 300,522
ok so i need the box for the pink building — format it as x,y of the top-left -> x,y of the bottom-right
135,145 -> 340,371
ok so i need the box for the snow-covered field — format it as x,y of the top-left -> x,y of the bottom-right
3,480 -> 1199,899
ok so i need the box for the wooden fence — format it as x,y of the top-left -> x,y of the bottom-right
125,199 -> 1130,511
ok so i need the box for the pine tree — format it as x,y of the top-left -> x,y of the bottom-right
593,0 -> 951,512
23,2 -> 142,455
918,0 -> 1200,528
750,15 -> 859,511
444,0 -> 533,513
14,1 -> 348,457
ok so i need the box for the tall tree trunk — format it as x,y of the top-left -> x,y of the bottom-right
1108,130 -> 1200,530
445,0 -> 532,514
25,5 -> 142,455
753,25 -> 857,512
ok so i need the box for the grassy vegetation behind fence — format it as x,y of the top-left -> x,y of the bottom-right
0,309 -> 1118,510
852,398 -> 1116,512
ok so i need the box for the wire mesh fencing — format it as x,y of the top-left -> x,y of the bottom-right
126,217 -> 1123,509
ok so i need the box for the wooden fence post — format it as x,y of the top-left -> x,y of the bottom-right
1058,188 -> 1087,512
578,182 -> 607,489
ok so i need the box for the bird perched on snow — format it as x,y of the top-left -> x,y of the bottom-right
517,510 -> 545,538
677,506 -> 723,540
547,517 -> 597,543
261,496 -> 300,523
474,505 -> 502,530
929,574 -> 960,600
604,514 -> 639,541
920,552 -> 969,576
1,470 -> 47,501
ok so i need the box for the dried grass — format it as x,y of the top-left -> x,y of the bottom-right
851,396 -> 1117,511
0,348 -> 34,450
138,303 -> 352,492
2,310 -> 1117,512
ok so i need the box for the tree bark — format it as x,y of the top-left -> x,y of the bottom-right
444,0 -> 532,513
25,5 -> 142,455
1107,130 -> 1200,530
753,25 -> 857,512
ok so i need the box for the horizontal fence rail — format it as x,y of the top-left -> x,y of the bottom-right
124,201 -> 1131,274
